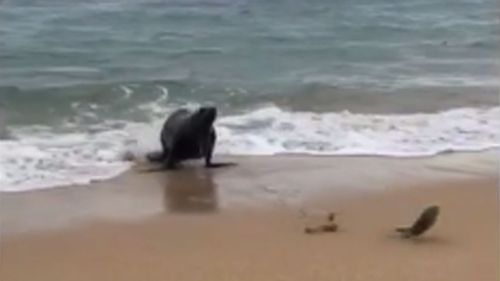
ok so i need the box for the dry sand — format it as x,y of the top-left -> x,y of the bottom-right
1,151 -> 498,281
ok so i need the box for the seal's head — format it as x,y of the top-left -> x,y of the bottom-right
192,106 -> 217,132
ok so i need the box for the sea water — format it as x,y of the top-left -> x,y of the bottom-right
0,0 -> 498,191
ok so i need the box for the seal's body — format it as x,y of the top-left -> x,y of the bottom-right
147,107 -> 217,169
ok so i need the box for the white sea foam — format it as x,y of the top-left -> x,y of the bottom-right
0,105 -> 498,192
0,130 -> 133,192
215,106 -> 499,156
119,85 -> 134,99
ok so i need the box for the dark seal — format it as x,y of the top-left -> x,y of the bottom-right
147,106 -> 232,169
396,205 -> 440,238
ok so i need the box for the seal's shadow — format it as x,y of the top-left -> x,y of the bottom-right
162,168 -> 218,214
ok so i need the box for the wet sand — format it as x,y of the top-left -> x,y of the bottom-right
1,151 -> 499,281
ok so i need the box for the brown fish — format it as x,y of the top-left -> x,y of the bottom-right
396,205 -> 440,238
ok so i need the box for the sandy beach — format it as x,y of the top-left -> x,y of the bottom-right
1,151 -> 498,281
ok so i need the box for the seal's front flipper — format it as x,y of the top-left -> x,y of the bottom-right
164,157 -> 179,170
206,162 -> 237,168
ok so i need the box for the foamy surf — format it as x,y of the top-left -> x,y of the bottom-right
0,130 -> 133,192
0,105 -> 498,192
215,106 -> 500,156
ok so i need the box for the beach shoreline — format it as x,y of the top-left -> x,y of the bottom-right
2,0 -> 499,279
1,151 -> 498,281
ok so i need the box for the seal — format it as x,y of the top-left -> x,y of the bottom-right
147,106 -> 232,169
396,205 -> 440,238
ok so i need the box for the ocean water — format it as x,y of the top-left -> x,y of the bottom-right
0,0 -> 498,191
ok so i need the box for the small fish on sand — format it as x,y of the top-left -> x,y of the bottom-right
396,205 -> 440,238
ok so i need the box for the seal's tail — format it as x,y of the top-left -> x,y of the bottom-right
146,151 -> 165,163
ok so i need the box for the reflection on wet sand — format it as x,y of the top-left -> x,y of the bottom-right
162,168 -> 218,214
